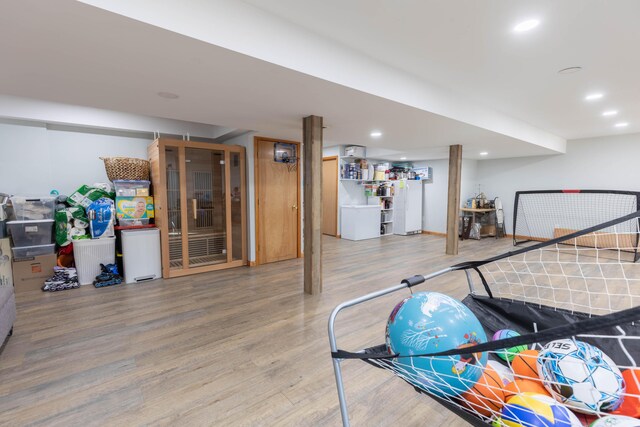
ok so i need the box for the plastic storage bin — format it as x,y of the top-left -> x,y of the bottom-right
12,243 -> 56,259
113,180 -> 150,197
10,196 -> 56,220
7,220 -> 54,246
73,237 -> 116,285
118,218 -> 151,227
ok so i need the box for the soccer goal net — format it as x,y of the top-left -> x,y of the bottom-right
513,190 -> 640,262
329,210 -> 640,426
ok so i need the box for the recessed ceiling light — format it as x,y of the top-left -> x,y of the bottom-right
370,131 -> 382,137
558,67 -> 582,74
479,152 -> 489,156
614,122 -> 629,128
602,110 -> 618,116
513,19 -> 540,33
158,91 -> 179,99
400,157 -> 407,160
585,93 -> 604,101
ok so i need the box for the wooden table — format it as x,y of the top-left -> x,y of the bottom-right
460,207 -> 496,240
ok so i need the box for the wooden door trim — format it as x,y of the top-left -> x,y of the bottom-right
149,140 -> 171,278
254,136 -> 301,265
297,143 -> 302,259
240,148 -> 247,264
253,139 -> 260,264
166,259 -> 245,278
158,138 -> 243,152
224,150 -> 233,264
322,156 -> 339,237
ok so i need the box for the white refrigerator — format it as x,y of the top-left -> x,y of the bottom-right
393,180 -> 423,235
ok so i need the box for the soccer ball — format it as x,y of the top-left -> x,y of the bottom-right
537,339 -> 625,414
589,415 -> 640,427
386,292 -> 488,398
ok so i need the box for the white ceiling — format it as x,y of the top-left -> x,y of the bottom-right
3,1 -> 630,161
243,0 -> 640,140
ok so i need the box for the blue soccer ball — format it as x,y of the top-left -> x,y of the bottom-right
385,291 -> 488,397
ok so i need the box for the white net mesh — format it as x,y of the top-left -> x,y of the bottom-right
513,191 -> 640,249
480,216 -> 640,315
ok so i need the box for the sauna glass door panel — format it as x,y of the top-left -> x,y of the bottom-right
185,148 -> 227,267
230,152 -> 243,261
165,147 -> 183,270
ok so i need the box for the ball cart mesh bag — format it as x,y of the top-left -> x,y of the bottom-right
328,210 -> 640,426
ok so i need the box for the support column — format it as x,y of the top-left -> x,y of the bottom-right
303,115 -> 323,294
446,144 -> 462,255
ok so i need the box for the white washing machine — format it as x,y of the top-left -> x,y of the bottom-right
121,228 -> 162,284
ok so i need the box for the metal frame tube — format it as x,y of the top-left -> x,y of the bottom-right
327,267 -> 453,426
464,269 -> 476,294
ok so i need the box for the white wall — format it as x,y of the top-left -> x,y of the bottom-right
476,133 -> 640,233
0,122 -> 150,196
322,145 -> 340,157
418,158 -> 479,233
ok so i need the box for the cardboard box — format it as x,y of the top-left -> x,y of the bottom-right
480,224 -> 496,237
554,227 -> 638,250
115,197 -> 154,219
12,253 -> 56,293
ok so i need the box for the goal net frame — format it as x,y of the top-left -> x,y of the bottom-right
513,190 -> 640,262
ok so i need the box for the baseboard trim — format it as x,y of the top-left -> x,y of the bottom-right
336,234 -> 341,238
509,234 -> 551,242
422,230 -> 446,237
248,261 -> 257,267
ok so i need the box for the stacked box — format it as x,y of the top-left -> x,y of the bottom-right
114,180 -> 154,226
8,197 -> 56,260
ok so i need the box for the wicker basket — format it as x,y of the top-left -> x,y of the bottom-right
100,157 -> 150,181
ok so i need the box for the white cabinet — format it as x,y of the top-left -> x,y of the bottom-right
341,205 -> 381,240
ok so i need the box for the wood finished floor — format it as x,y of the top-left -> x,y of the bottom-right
0,235 -> 514,426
